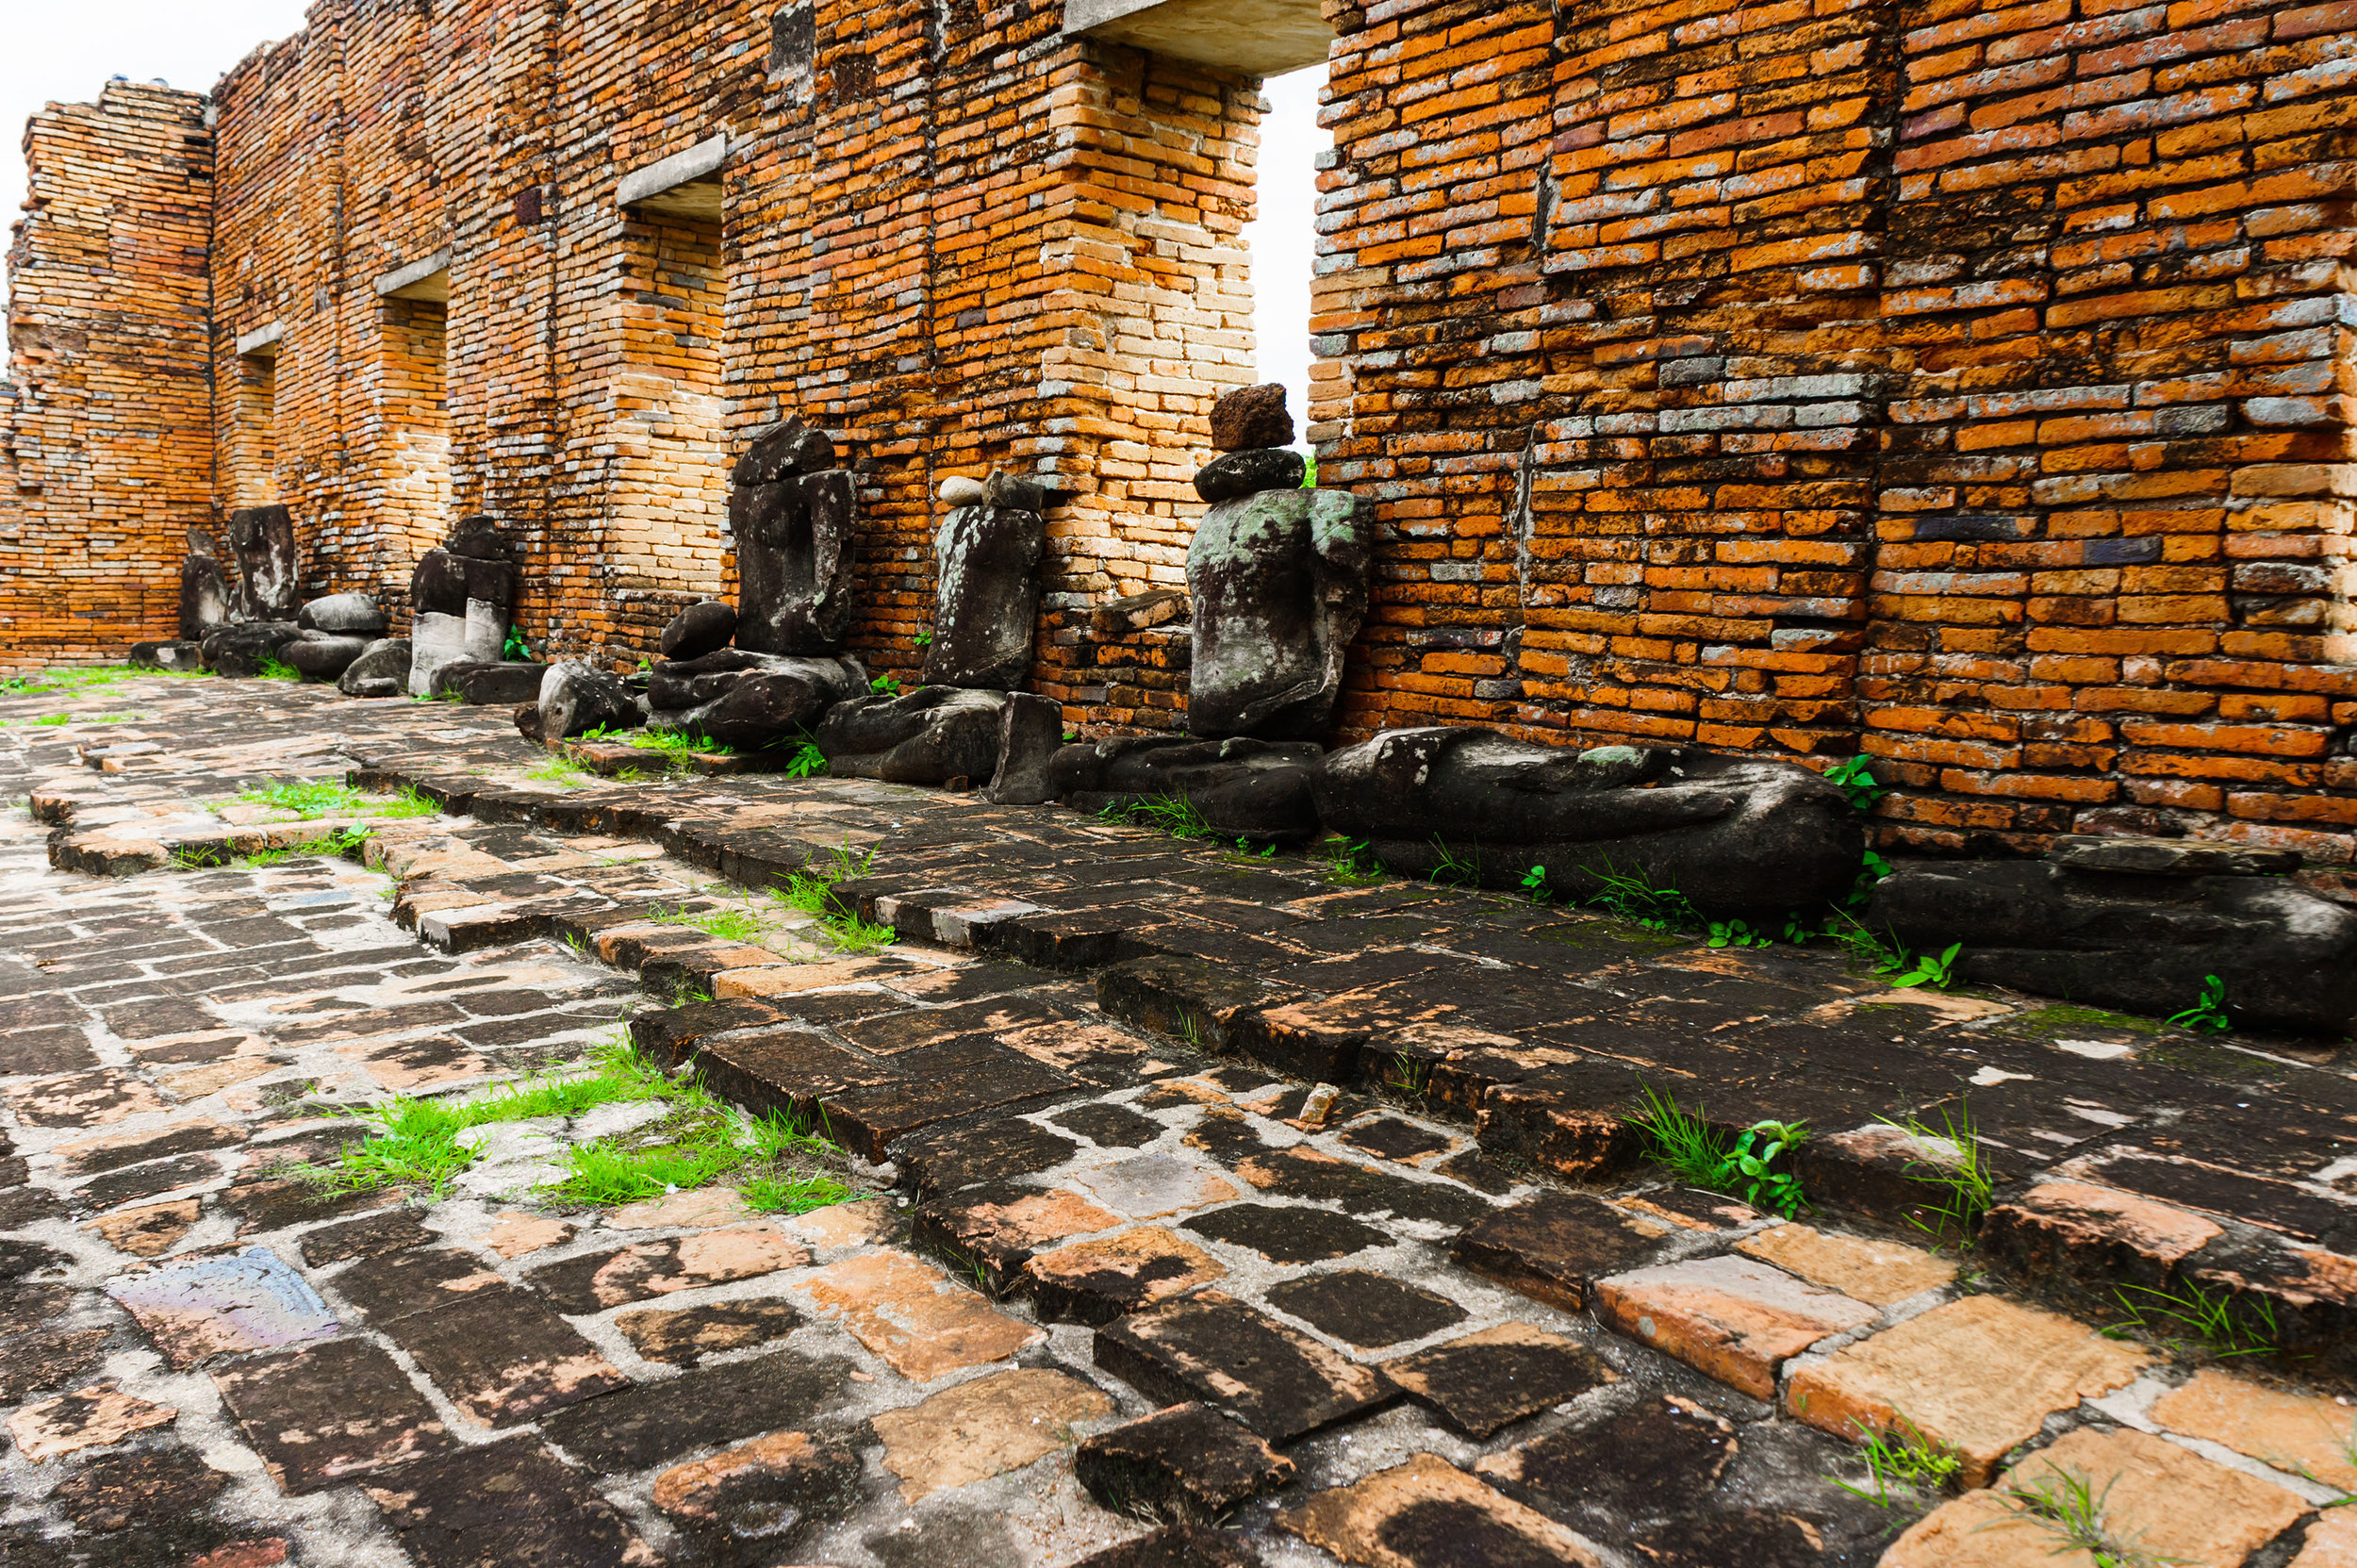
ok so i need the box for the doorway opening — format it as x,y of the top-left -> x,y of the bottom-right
1239,64 -> 1331,457
232,346 -> 279,507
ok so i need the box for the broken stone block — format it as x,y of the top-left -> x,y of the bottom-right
733,437 -> 857,654
924,493 -> 1045,689
536,660 -> 643,742
1385,1322 -> 1617,1438
199,620 -> 301,678
660,598 -> 737,660
1094,1290 -> 1397,1443
179,542 -> 232,637
1281,1453 -> 1605,1566
1195,447 -> 1304,503
1475,1395 -> 1735,1520
1028,1227 -> 1227,1325
912,1180 -> 1124,1294
406,610 -> 470,697
872,1366 -> 1112,1502
1784,1294 -> 2149,1485
1092,588 -> 1187,638
281,631 -> 370,680
210,1337 -> 451,1494
816,685 -> 1007,784
1449,1191 -> 1671,1312
1075,1403 -> 1294,1524
1315,730 -> 1866,914
1050,735 -> 1325,840
2150,1367 -> 2357,1489
982,691 -> 1064,804
1593,1254 -> 1878,1399
427,659 -> 547,706
297,591 -> 387,635
1187,486 -> 1368,740
226,504 -> 299,619
647,651 -> 865,750
1867,856 -> 2357,1034
1977,1178 -> 2224,1295
617,1300 -> 801,1366
537,1349 -> 848,1472
1210,382 -> 1294,452
651,1428 -> 863,1560
131,638 -> 204,671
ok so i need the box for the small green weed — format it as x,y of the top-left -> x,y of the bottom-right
525,756 -> 589,788
1878,1105 -> 1995,1246
870,672 -> 902,696
1,664 -> 203,696
1832,1414 -> 1960,1508
1628,1085 -> 1809,1216
1823,755 -> 1887,813
2,711 -> 139,727
2104,1279 -> 2281,1359
1832,914 -> 1958,990
1100,793 -> 1216,840
913,631 -> 933,649
237,825 -> 372,867
1584,863 -> 1700,932
256,655 -> 302,682
1520,863 -> 1550,899
1707,917 -> 1772,949
1426,836 -> 1481,886
785,740 -> 828,779
744,1172 -> 858,1213
1983,1461 -> 2187,1567
625,729 -> 736,763
1315,836 -> 1385,886
1845,847 -> 1893,911
651,902 -> 767,944
2167,974 -> 2231,1033
1889,941 -> 1962,990
503,626 -> 531,661
766,842 -> 895,956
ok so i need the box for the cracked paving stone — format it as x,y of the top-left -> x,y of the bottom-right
1886,1427 -> 2306,1568
1231,1146 -> 1490,1228
74,1152 -> 221,1211
379,1282 -> 631,1427
48,1444 -> 230,1533
2151,1367 -> 2357,1488
85,1197 -> 201,1257
1594,1254 -> 1877,1399
1094,1290 -> 1398,1444
1265,1269 -> 1467,1348
8,1383 -> 178,1461
615,1299 -> 802,1365
651,1429 -> 865,1558
1385,1323 -> 1618,1439
1181,1202 -> 1390,1265
1475,1395 -> 1737,1525
871,1365 -> 1113,1502
523,1226 -> 808,1313
104,1246 -> 340,1368
1784,1294 -> 2149,1486
1050,1102 -> 1166,1149
1449,1191 -> 1672,1312
296,1208 -> 435,1267
1029,1226 -> 1228,1326
1070,1152 -> 1239,1218
1338,1115 -> 1455,1165
1074,1402 -> 1295,1525
327,1246 -> 505,1320
1279,1452 -> 1605,1568
1734,1221 -> 1956,1306
539,1348 -> 849,1472
210,1336 -> 453,1494
800,1250 -> 1042,1380
911,1180 -> 1125,1291
362,1436 -> 652,1568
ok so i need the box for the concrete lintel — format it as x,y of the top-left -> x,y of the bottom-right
234,322 -> 283,357
618,134 -> 729,221
1063,0 -> 1331,77
374,248 -> 453,302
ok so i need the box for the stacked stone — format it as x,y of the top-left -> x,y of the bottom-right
283,593 -> 389,681
408,517 -> 540,701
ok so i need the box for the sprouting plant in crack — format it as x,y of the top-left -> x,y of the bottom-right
1877,1104 -> 1995,1247
1385,1051 -> 1435,1098
784,740 -> 828,779
1099,792 -> 1215,840
2264,1417 -> 2357,1503
1831,1413 -> 1960,1509
650,902 -> 766,945
1823,754 -> 1887,813
1627,1085 -> 1809,1217
526,755 -> 590,788
1982,1461 -> 2190,1567
1315,836 -> 1385,886
1426,835 -> 1481,887
1582,861 -> 1699,932
2103,1279 -> 2282,1359
2167,974 -> 2231,1034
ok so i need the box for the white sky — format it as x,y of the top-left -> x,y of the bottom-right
3,20 -> 1328,418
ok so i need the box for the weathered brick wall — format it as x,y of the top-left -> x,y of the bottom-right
1315,0 -> 2357,872
186,0 -> 1257,684
0,84 -> 214,669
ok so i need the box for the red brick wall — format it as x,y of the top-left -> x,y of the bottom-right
1316,0 -> 2357,873
0,84 -> 214,669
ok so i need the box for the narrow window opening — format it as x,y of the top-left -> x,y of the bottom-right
233,347 -> 279,507
610,208 -> 728,602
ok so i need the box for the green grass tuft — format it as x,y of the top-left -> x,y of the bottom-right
1098,792 -> 1215,839
1833,1413 -> 1961,1509
1627,1085 -> 1809,1217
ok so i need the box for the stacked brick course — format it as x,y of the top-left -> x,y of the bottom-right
0,84 -> 213,668
4,0 -> 2354,867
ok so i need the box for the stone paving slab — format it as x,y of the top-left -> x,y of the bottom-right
1,676 -> 2355,1567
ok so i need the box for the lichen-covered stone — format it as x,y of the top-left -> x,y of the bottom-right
225,504 -> 299,619
1209,382 -> 1294,452
733,464 -> 857,656
924,502 -> 1043,689
1187,487 -> 1367,741
816,685 -> 1007,785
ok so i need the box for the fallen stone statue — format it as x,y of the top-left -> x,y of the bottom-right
815,685 -> 1009,786
1049,736 -> 1326,842
1311,728 -> 1865,914
1866,836 -> 2357,1035
530,661 -> 647,744
644,653 -> 867,751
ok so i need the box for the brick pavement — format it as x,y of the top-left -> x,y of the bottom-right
6,673 -> 2357,1567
